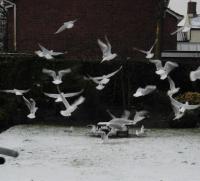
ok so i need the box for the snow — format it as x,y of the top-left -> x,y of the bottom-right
0,125 -> 200,181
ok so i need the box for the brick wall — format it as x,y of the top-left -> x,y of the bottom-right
7,0 -> 175,59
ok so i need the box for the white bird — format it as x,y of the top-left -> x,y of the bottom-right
59,94 -> 85,117
167,76 -> 180,96
131,111 -> 149,125
35,44 -> 63,60
22,96 -> 38,119
169,95 -> 200,120
42,68 -> 71,85
190,66 -> 200,81
150,59 -> 179,80
135,125 -> 146,137
0,88 -> 30,96
97,35 -> 117,63
171,15 -> 192,35
133,39 -> 157,59
55,19 -> 77,34
44,89 -> 84,102
85,66 -> 122,90
133,85 -> 156,97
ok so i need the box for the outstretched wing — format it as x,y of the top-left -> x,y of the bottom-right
22,96 -> 31,111
55,24 -> 66,34
0,89 -> 15,94
44,92 -> 59,99
106,66 -> 122,78
63,89 -> 84,98
164,61 -> 179,74
58,68 -> 71,79
149,59 -> 162,71
72,96 -> 85,107
107,109 -> 116,119
42,68 -> 56,79
149,39 -> 158,52
133,47 -> 147,54
97,39 -> 110,57
121,110 -> 130,119
133,110 -> 149,125
143,85 -> 156,95
170,27 -> 184,35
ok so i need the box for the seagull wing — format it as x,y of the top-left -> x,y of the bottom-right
143,85 -> 156,95
149,39 -> 158,52
55,24 -> 67,34
107,110 -> 116,119
190,67 -> 200,81
169,96 -> 183,109
185,104 -> 200,110
29,98 -> 37,112
38,44 -> 49,54
167,76 -> 176,90
104,35 -> 112,52
58,68 -> 71,79
63,89 -> 84,98
121,110 -> 130,119
97,39 -> 110,57
51,51 -> 64,56
72,96 -> 85,107
60,93 -> 70,109
22,96 -> 31,111
42,68 -> 57,79
44,92 -> 60,99
164,61 -> 179,74
149,59 -> 163,71
133,47 -> 148,54
0,89 -> 15,93
105,66 -> 122,78
170,27 -> 184,35
133,110 -> 149,124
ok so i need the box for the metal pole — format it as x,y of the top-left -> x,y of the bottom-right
13,4 -> 16,51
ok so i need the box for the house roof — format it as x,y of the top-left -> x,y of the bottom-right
165,8 -> 184,20
178,14 -> 200,28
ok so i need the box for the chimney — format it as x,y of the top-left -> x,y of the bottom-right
187,1 -> 197,17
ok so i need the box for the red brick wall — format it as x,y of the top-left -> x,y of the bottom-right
7,0 -> 173,59
162,13 -> 178,51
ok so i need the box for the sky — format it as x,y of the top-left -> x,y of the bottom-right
169,0 -> 200,15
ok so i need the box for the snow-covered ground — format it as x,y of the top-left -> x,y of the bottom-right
0,125 -> 200,181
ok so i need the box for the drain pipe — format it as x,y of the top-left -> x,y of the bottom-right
2,0 -> 16,51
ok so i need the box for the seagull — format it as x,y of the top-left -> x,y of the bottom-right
133,85 -> 156,97
97,35 -> 117,63
0,88 -> 30,96
171,15 -> 192,35
150,59 -> 179,80
167,76 -> 180,96
55,19 -> 77,34
190,66 -> 200,81
131,110 -> 149,125
42,68 -> 71,85
135,125 -> 146,137
59,94 -> 85,117
169,95 -> 200,120
23,96 -> 38,119
133,39 -> 157,59
44,89 -> 84,102
35,44 -> 63,60
85,66 -> 122,90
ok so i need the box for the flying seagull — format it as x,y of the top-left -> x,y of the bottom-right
169,95 -> 200,120
44,89 -> 84,102
59,94 -> 85,117
97,35 -> 117,63
133,39 -> 158,59
190,66 -> 200,81
150,59 -> 179,80
171,15 -> 192,35
133,85 -> 156,97
35,44 -> 63,60
167,76 -> 180,96
55,19 -> 77,34
42,68 -> 71,85
85,66 -> 122,90
23,96 -> 38,119
0,89 -> 30,96
131,110 -> 149,125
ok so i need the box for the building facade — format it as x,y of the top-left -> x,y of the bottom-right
3,0 -> 178,59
